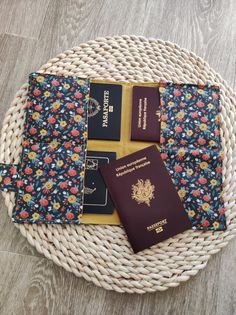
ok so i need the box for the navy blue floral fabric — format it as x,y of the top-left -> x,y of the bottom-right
26,73 -> 88,144
0,163 -> 19,191
10,73 -> 90,224
159,82 -> 226,231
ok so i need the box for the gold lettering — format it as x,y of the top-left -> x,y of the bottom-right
155,226 -> 163,234
146,218 -> 168,231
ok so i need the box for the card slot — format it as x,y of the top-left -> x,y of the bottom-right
24,72 -> 89,144
13,141 -> 86,224
159,83 -> 226,231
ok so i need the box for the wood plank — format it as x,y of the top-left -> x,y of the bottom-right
0,0 -> 50,39
0,33 -> 38,122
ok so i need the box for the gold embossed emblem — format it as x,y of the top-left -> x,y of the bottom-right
131,179 -> 155,207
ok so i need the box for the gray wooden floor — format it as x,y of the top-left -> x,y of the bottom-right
0,1 -> 235,314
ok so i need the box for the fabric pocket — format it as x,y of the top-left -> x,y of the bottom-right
25,73 -> 88,144
1,72 -> 90,224
159,82 -> 226,231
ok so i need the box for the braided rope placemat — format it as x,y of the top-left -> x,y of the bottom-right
1,35 -> 236,293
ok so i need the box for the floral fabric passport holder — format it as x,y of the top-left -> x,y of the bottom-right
159,82 -> 226,231
0,73 -> 90,224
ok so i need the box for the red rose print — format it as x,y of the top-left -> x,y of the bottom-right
53,130 -> 59,136
161,114 -> 167,121
180,139 -> 186,145
65,142 -> 72,148
23,140 -> 30,147
68,169 -> 77,176
66,212 -> 75,220
202,219 -> 210,227
44,156 -> 52,163
60,182 -> 68,189
212,93 -> 219,99
160,136 -> 165,144
20,211 -> 29,219
191,112 -> 198,118
200,116 -> 208,122
45,214 -> 53,220
215,128 -> 220,136
175,126 -> 182,133
76,108 -> 83,114
71,130 -> 79,137
192,150 -> 199,156
48,117 -> 56,124
16,180 -> 24,187
74,146 -> 81,153
31,144 -> 39,151
199,177 -> 207,184
77,108 -> 84,114
216,166 -> 222,173
26,185 -> 33,192
56,92 -> 62,98
27,101 -> 33,108
29,127 -> 37,135
35,105 -> 42,111
75,92 -> 82,99
197,102 -> 204,108
219,207 -> 225,215
161,153 -> 167,160
4,177 -> 11,185
66,103 -> 75,109
181,179 -> 187,185
33,89 -> 41,96
52,80 -> 59,86
25,167 -> 33,175
174,165 -> 182,172
193,190 -> 200,197
10,166 -> 17,175
203,195 -> 210,201
70,187 -> 78,194
40,199 -> 48,206
174,89 -> 181,96
198,138 -> 206,145
202,154 -> 209,160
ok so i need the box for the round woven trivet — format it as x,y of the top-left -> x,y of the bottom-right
1,35 -> 236,294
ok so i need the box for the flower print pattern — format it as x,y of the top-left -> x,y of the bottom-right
26,73 -> 89,144
0,164 -> 19,191
159,82 -> 226,231
11,72 -> 90,224
13,142 -> 86,223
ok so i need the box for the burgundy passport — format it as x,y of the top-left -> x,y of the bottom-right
100,145 -> 191,253
131,86 -> 160,142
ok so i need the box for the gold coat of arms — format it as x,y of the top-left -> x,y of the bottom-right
131,179 -> 155,207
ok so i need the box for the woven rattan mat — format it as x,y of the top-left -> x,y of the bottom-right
1,36 -> 235,293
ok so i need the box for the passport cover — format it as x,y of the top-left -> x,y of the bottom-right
88,83 -> 122,140
131,86 -> 160,142
83,150 -> 116,214
100,145 -> 191,253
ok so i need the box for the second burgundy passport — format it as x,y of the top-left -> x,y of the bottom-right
100,145 -> 191,253
131,86 -> 160,142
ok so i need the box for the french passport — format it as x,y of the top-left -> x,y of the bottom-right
131,86 -> 160,142
83,151 -> 116,214
100,145 -> 191,253
88,83 -> 122,140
